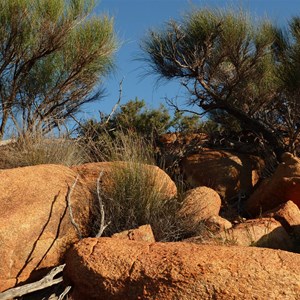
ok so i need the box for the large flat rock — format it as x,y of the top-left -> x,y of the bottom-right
64,237 -> 300,300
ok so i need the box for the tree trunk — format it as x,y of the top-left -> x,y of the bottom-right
0,111 -> 9,140
223,104 -> 286,161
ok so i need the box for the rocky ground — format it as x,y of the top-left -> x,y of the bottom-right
0,135 -> 300,299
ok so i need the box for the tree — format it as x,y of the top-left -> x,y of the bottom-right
78,98 -> 206,140
0,0 -> 117,139
172,110 -> 204,133
78,98 -> 172,145
141,8 -> 300,160
111,98 -> 172,137
273,17 -> 300,154
77,98 -> 212,170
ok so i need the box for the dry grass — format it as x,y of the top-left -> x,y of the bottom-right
0,133 -> 87,169
81,128 -> 155,164
100,161 -> 185,241
84,129 -> 187,241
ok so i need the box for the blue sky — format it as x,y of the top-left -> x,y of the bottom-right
83,0 -> 300,119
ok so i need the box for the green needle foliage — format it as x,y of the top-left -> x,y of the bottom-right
141,8 -> 300,160
0,0 -> 117,139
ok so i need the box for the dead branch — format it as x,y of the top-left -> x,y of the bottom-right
165,96 -> 206,117
103,77 -> 124,125
67,175 -> 82,239
0,264 -> 65,300
58,285 -> 72,300
95,171 -> 110,237
69,113 -> 84,129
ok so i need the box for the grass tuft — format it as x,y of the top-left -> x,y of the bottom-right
86,129 -> 187,241
0,133 -> 86,169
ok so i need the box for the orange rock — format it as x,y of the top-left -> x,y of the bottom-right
181,149 -> 263,200
263,200 -> 300,237
158,133 -> 177,144
0,164 -> 93,292
205,215 -> 232,233
214,218 -> 293,250
176,132 -> 209,144
158,132 -> 209,145
245,152 -> 300,216
111,224 -> 155,243
178,186 -> 221,232
72,161 -> 177,200
64,237 -> 300,300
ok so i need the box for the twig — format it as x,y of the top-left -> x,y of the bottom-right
104,78 -> 124,125
68,113 -> 85,133
0,264 -> 65,300
165,96 -> 206,117
67,175 -> 82,239
95,171 -> 110,237
58,285 -> 72,300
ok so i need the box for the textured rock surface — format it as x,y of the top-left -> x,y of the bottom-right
64,237 -> 300,300
111,225 -> 155,242
245,152 -> 300,215
178,187 -> 221,232
72,161 -> 177,199
263,200 -> 300,237
158,132 -> 209,145
205,215 -> 232,233
0,164 -> 93,292
214,218 -> 294,250
181,150 -> 263,200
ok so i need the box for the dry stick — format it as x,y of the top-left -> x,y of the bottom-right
58,285 -> 72,300
67,175 -> 82,240
96,171 -> 110,237
0,264 -> 65,300
70,78 -> 124,140
103,78 -> 124,125
69,113 -> 84,129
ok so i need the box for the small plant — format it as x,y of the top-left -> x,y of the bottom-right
104,163 -> 159,232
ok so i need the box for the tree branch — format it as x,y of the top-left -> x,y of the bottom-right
66,175 -> 82,240
0,264 -> 66,300
95,171 -> 110,237
104,78 -> 124,125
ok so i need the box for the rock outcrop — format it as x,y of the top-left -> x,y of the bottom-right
263,200 -> 300,237
178,186 -> 221,232
214,218 -> 293,250
204,215 -> 232,233
158,132 -> 209,146
245,152 -> 300,216
111,224 -> 155,243
72,162 -> 177,199
181,149 -> 263,200
64,237 -> 300,300
0,164 -> 93,292
184,218 -> 293,251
